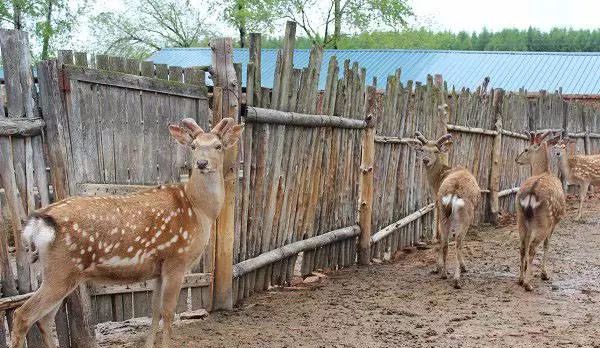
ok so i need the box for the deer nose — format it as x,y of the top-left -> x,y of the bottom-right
196,160 -> 209,169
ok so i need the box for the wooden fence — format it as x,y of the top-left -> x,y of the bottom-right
3,21 -> 600,348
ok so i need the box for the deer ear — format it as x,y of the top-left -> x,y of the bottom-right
211,118 -> 234,137
169,124 -> 193,145
222,124 -> 244,148
438,140 -> 453,152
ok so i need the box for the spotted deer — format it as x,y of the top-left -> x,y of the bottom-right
407,132 -> 480,289
515,131 -> 565,291
10,118 -> 243,348
551,135 -> 600,221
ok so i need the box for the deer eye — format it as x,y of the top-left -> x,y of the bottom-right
215,144 -> 222,150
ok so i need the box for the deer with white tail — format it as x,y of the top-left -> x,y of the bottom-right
407,131 -> 480,289
515,131 -> 565,291
11,117 -> 243,348
550,134 -> 600,221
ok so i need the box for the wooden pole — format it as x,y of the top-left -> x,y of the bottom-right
489,89 -> 504,225
358,88 -> 376,265
211,37 -> 239,311
37,52 -> 95,348
210,38 -> 238,125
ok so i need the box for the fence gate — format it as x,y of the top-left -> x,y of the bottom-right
38,51 -> 213,325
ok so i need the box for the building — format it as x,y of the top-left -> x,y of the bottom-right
148,48 -> 600,97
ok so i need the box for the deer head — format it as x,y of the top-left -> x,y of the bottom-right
406,131 -> 453,169
515,130 -> 561,166
169,118 -> 243,174
550,133 -> 576,159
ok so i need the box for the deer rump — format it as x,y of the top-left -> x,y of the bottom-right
517,178 -> 542,220
437,169 -> 479,237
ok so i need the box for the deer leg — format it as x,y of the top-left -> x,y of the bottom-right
35,303 -> 61,348
145,277 -> 164,348
518,236 -> 526,285
577,182 -> 589,221
438,228 -> 449,279
10,274 -> 78,348
523,242 -> 537,292
453,229 -> 468,289
159,261 -> 186,348
541,235 -> 551,281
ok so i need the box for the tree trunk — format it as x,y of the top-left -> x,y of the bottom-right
238,26 -> 246,48
41,0 -> 53,60
12,0 -> 23,30
333,0 -> 341,49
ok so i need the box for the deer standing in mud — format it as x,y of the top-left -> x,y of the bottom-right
551,135 -> 600,221
515,131 -> 565,291
10,118 -> 243,348
407,132 -> 480,289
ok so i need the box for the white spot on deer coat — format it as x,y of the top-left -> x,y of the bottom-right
188,208 -> 193,217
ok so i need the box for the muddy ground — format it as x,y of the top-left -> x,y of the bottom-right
99,197 -> 600,348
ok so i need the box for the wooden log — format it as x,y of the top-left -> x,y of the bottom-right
233,225 -> 359,278
488,89 -> 504,225
277,21 -> 296,111
0,117 -> 45,136
500,129 -> 529,140
371,204 -> 435,244
244,106 -> 367,129
248,33 -> 262,106
212,86 -> 238,310
358,112 -> 375,265
447,124 -> 498,136
498,187 -> 519,197
210,37 -> 238,122
374,135 -> 412,144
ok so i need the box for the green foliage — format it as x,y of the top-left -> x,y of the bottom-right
0,0 -> 85,60
262,27 -> 600,52
222,0 -> 278,46
91,0 -> 214,59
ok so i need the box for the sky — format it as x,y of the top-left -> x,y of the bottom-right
61,0 -> 600,51
409,0 -> 600,32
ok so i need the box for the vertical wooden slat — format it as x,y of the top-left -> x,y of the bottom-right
489,89 -> 504,224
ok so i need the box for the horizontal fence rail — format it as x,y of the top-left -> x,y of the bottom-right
233,225 -> 360,278
243,106 -> 368,129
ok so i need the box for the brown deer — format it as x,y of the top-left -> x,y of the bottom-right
550,135 -> 600,221
407,132 -> 480,289
11,118 -> 243,348
515,131 -> 565,291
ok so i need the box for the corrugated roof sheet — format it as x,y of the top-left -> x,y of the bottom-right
147,48 -> 600,94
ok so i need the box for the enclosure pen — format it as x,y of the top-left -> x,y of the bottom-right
6,20 -> 600,348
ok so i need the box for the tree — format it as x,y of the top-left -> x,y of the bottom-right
91,0 -> 215,58
242,0 -> 412,48
222,0 -> 278,47
0,0 -> 86,59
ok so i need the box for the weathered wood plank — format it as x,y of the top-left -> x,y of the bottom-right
0,117 -> 45,136
63,65 -> 208,99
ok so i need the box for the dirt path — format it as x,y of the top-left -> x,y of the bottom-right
99,197 -> 600,348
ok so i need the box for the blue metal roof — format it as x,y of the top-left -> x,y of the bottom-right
148,48 -> 600,94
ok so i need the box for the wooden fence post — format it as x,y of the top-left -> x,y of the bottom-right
211,37 -> 239,310
489,89 -> 504,225
358,92 -> 376,265
210,38 -> 238,125
36,52 -> 95,347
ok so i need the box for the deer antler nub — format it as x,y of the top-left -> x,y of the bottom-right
414,131 -> 428,145
436,134 -> 452,148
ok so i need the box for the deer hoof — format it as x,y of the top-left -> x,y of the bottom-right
440,272 -> 448,280
430,268 -> 440,275
523,283 -> 533,292
460,265 -> 468,273
541,272 -> 550,281
453,279 -> 462,289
